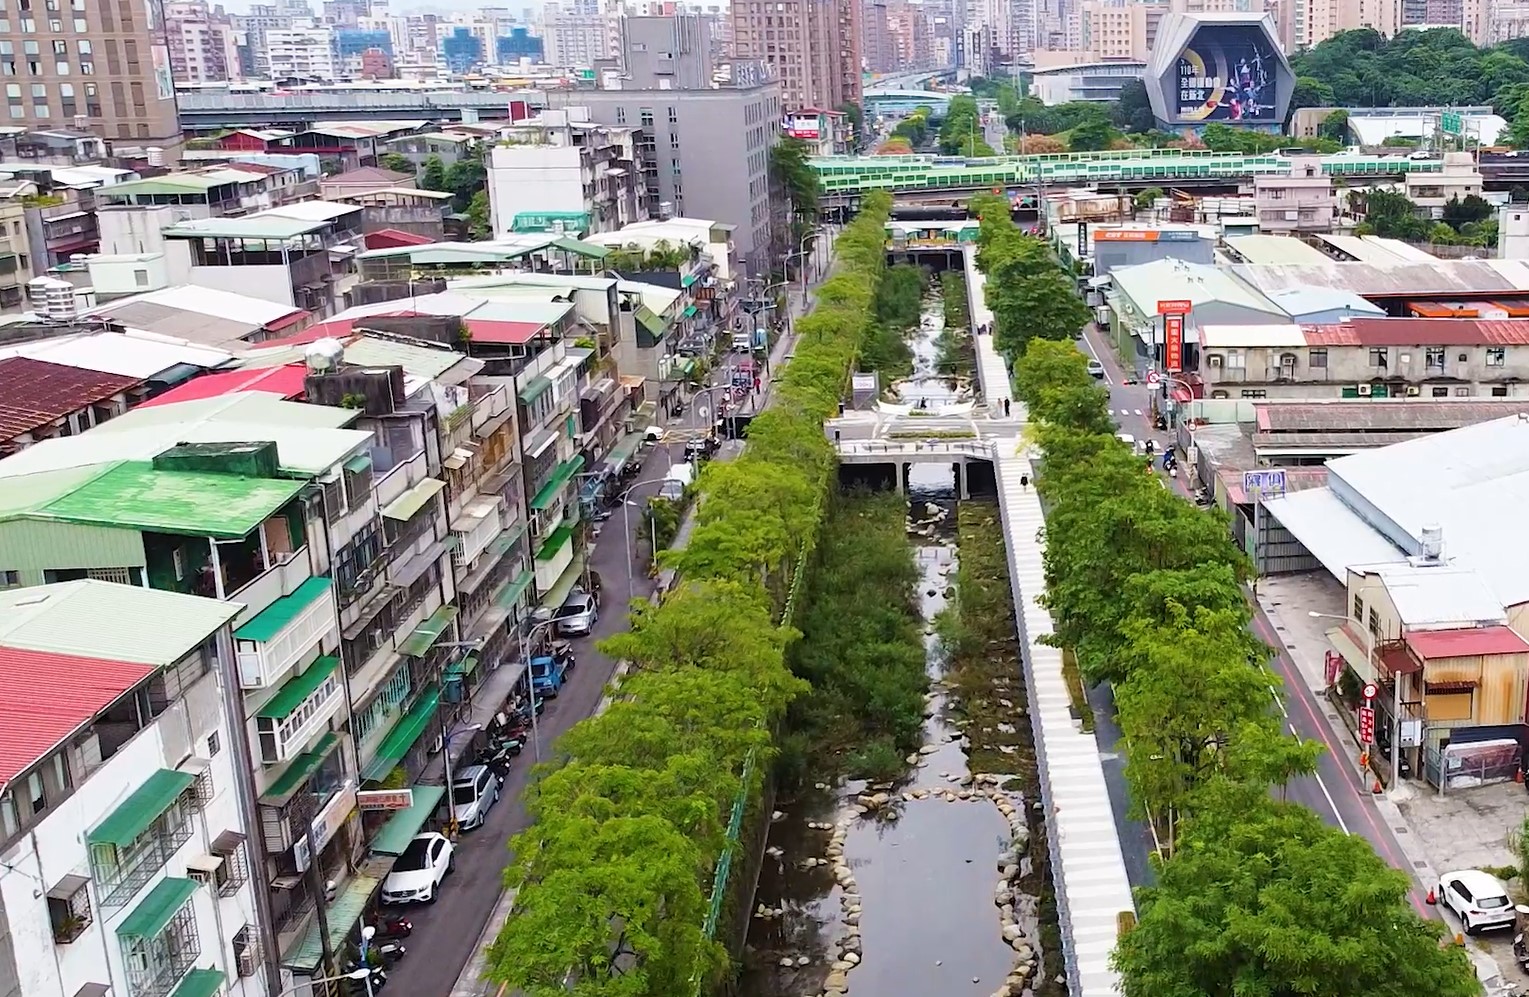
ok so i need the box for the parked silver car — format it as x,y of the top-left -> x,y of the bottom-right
449,765 -> 501,831
554,590 -> 598,636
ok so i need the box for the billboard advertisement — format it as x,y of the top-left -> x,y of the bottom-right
786,114 -> 822,140
1175,24 -> 1278,123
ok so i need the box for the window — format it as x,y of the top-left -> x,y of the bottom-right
639,106 -> 653,127
1493,385 -> 1509,397
1367,606 -> 1380,634
207,731 -> 220,757
614,106 -> 624,124
1425,346 -> 1445,369
667,105 -> 677,123
1368,348 -> 1388,368
1432,386 -> 1449,397
1352,593 -> 1363,621
132,266 -> 146,286
1240,389 -> 1267,398
26,771 -> 44,814
1487,347 -> 1506,367
0,792 -> 17,838
0,569 -> 17,587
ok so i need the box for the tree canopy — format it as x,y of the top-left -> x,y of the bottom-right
968,195 -> 1090,358
939,94 -> 998,156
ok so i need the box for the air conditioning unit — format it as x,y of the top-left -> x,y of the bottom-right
1406,385 -> 1420,396
187,867 -> 215,887
237,944 -> 259,978
1208,354 -> 1224,367
1357,384 -> 1372,396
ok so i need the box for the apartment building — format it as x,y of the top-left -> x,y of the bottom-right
1405,152 -> 1484,220
94,164 -> 320,259
542,2 -> 612,67
861,0 -> 895,73
1193,318 -> 1529,401
164,0 -> 241,84
1071,0 -> 1265,61
618,13 -> 715,89
266,24 -> 338,80
730,0 -> 861,110
1254,155 -> 1337,234
0,582 -> 271,997
486,108 -> 643,238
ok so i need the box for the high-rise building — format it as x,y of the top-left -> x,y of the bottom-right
232,4 -> 296,78
1069,0 -> 1271,64
1294,0 -> 1398,47
887,1 -> 936,69
267,23 -> 339,79
862,0 -> 896,73
164,0 -> 242,84
619,14 -> 715,89
0,0 -> 180,153
543,2 -> 613,67
965,0 -> 1032,69
731,0 -> 861,111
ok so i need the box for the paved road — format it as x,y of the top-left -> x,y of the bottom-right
1075,324 -> 1431,914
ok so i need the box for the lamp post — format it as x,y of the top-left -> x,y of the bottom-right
689,383 -> 730,440
1310,609 -> 1400,789
795,230 -> 822,308
618,476 -> 675,595
441,722 -> 483,837
510,617 -> 564,765
275,968 -> 375,997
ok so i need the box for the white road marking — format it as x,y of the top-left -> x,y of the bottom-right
1269,683 -> 1351,835
1079,331 -> 1113,385
1133,409 -> 1143,417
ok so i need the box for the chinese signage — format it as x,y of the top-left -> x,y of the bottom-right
1174,25 -> 1278,123
1358,705 -> 1375,745
358,789 -> 415,812
1441,110 -> 1463,136
1157,299 -> 1192,315
296,781 -> 357,872
785,113 -> 822,140
1096,229 -> 1199,243
1163,313 -> 1186,373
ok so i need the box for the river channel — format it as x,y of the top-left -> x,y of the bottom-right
740,282 -> 1044,997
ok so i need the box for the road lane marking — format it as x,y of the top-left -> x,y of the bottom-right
1133,409 -> 1143,416
1079,331 -> 1114,385
1268,682 -> 1351,835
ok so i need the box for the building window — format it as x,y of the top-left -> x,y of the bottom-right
614,106 -> 624,124
1352,593 -> 1363,621
1425,346 -> 1445,369
1368,348 -> 1388,368
1307,348 -> 1327,368
639,107 -> 653,127
1487,347 -> 1506,367
1492,385 -> 1509,396
1240,389 -> 1267,398
1432,386 -> 1448,397
666,105 -> 677,123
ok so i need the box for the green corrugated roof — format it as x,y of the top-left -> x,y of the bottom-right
682,304 -> 698,318
518,374 -> 552,405
496,569 -> 534,609
381,477 -> 446,521
369,785 -> 445,855
530,455 -> 586,511
633,304 -> 667,337
284,873 -> 381,972
535,525 -> 574,561
344,454 -> 373,474
0,580 -> 241,667
260,732 -> 340,805
398,605 -> 458,657
163,215 -> 332,241
362,687 -> 441,781
681,273 -> 697,287
169,969 -> 227,997
117,877 -> 197,939
38,461 -> 304,539
235,577 -> 332,643
256,655 -> 340,719
88,770 -> 195,847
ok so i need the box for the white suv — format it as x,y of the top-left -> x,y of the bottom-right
1438,869 -> 1516,934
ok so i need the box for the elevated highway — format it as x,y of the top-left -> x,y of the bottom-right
177,89 -> 545,130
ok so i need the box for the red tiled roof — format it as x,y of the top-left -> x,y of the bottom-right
135,363 -> 309,408
253,320 -> 361,349
264,309 -> 310,332
0,357 -> 142,442
1303,317 -> 1529,347
0,647 -> 155,791
364,228 -> 435,250
464,318 -> 543,344
1405,625 -> 1529,659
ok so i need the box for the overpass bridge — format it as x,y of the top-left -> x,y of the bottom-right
177,89 -> 543,130
812,149 -> 1445,200
864,66 -> 956,92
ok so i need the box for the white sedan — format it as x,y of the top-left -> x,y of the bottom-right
381,832 -> 454,905
1437,869 -> 1516,934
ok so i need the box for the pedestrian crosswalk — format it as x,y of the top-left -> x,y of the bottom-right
1113,409 -> 1144,417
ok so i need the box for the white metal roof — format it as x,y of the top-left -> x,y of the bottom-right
1224,235 -> 1330,266
1197,323 -> 1308,348
1371,563 -> 1507,629
0,580 -> 240,665
263,199 -> 362,222
1111,258 -> 1285,318
1348,112 -> 1505,147
1261,487 -> 1406,580
1265,286 -> 1386,319
0,332 -> 233,378
86,284 -> 304,327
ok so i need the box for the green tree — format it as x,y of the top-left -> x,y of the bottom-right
466,189 -> 490,240
420,154 -> 448,193
1114,782 -> 1479,997
1442,192 -> 1493,229
1317,108 -> 1351,142
769,136 -> 820,223
1068,117 -> 1116,151
1109,79 -> 1156,134
1133,186 -> 1164,211
444,155 -> 487,210
378,152 -> 416,175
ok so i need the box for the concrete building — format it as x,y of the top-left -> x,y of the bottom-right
1254,155 -> 1337,233
560,83 -> 781,275
730,0 -> 861,111
1405,152 -> 1484,220
0,357 -> 142,455
266,24 -> 338,80
887,0 -> 936,68
0,199 -> 34,312
0,581 -> 272,997
618,14 -> 715,89
232,4 -> 297,78
164,0 -> 241,85
542,2 -> 612,67
1030,61 -> 1146,104
862,0 -> 896,73
486,108 -> 643,238
1103,256 -> 1289,370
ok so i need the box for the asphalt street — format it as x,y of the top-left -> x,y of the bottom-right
1075,323 -> 1432,916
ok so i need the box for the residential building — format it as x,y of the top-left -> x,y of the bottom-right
232,4 -> 298,78
267,24 -> 339,80
0,357 -> 142,455
317,166 -> 416,201
359,46 -> 395,77
618,14 -> 715,89
1101,257 -> 1289,371
783,108 -> 850,156
563,84 -> 781,275
0,581 -> 271,997
486,108 -> 643,238
0,326 -> 236,389
542,2 -> 613,67
1254,155 -> 1337,234
1029,61 -> 1146,105
730,0 -> 861,110
862,0 -> 896,73
269,122 -> 427,174
164,0 -> 241,84
0,0 -> 180,154
1192,317 -> 1529,401
1404,152 -> 1484,220
381,132 -> 478,171
0,199 -> 34,311
887,0 -> 936,68
77,285 -> 311,348
333,187 -> 452,243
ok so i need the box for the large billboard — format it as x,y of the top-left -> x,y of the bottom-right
1174,24 -> 1278,123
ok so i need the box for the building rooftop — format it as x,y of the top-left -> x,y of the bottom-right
136,364 -> 310,409
1256,399 -> 1529,433
1406,624 -> 1529,659
161,204 -> 353,242
357,235 -> 609,264
305,120 -> 425,139
0,331 -> 234,382
1198,323 -> 1307,349
0,357 -> 141,442
1265,286 -> 1386,319
95,168 -> 282,198
1303,317 -> 1529,346
1111,258 -> 1285,318
1311,233 -> 1441,265
1229,259 -> 1529,298
1375,562 -> 1509,628
33,459 -> 306,538
83,285 -> 309,349
344,335 -> 484,382
326,165 -> 414,186
1223,235 -> 1331,266
0,580 -> 241,666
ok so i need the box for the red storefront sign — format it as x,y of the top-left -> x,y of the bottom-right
1358,705 -> 1376,744
1156,299 -> 1192,314
1163,312 -> 1185,373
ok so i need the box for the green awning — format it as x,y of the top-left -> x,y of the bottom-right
284,873 -> 381,972
530,455 -> 587,511
398,604 -> 459,657
235,576 -> 333,642
260,732 -> 341,805
519,374 -> 552,405
370,785 -> 446,856
488,522 -> 523,556
681,273 -> 697,287
682,304 -> 697,318
537,552 -> 585,609
604,431 -> 644,469
344,454 -> 373,474
496,569 -> 535,609
256,655 -> 340,719
118,877 -> 196,939
634,304 -> 667,338
445,654 -> 480,678
382,477 -> 447,521
88,769 -> 195,847
535,525 -> 574,561
362,687 -> 441,782
169,969 -> 227,997
678,358 -> 697,376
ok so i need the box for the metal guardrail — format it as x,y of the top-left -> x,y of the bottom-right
835,439 -> 995,457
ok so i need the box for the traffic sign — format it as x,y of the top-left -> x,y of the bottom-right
1362,682 -> 1379,702
1442,110 -> 1463,136
1358,705 -> 1376,744
1145,370 -> 1161,387
1243,468 -> 1286,498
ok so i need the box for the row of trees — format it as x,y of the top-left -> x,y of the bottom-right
1355,188 -> 1498,246
484,192 -> 896,997
938,95 -> 998,157
969,194 -> 1089,359
1013,340 -> 1480,997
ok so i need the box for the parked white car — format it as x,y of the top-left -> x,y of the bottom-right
1438,869 -> 1515,934
381,833 -> 454,905
1086,358 -> 1105,378
450,765 -> 501,831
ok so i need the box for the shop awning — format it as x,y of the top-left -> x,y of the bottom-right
256,655 -> 339,719
169,969 -> 227,997
284,873 -> 381,972
681,273 -> 697,287
370,785 -> 446,856
445,654 -> 479,679
634,305 -> 667,338
362,687 -> 441,782
118,877 -> 196,939
600,431 -> 644,474
535,525 -> 574,562
530,455 -> 587,510
235,577 -> 333,643
682,304 -> 697,318
398,604 -> 459,657
88,769 -> 195,847
496,569 -> 535,609
260,732 -> 341,806
382,477 -> 447,521
344,454 -> 373,474
537,552 -> 585,609
519,374 -> 553,404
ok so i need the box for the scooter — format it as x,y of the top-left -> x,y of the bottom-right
376,940 -> 407,966
1513,931 -> 1528,972
366,914 -> 413,939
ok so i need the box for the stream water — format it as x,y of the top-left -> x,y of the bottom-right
740,283 -> 1044,997
891,287 -> 964,415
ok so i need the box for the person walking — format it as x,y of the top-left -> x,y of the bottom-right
1020,473 -> 1029,488
1003,398 -> 1011,417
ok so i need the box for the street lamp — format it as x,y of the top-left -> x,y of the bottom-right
617,476 -> 675,595
795,229 -> 822,307
442,722 -> 483,837
689,383 -> 731,439
275,968 -> 375,997
1309,609 -> 1401,790
513,617 -> 564,764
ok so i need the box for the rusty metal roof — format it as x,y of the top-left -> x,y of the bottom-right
1303,317 -> 1529,347
0,357 -> 141,442
1254,399 -> 1529,432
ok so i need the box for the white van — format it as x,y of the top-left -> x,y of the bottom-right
732,330 -> 755,352
657,462 -> 695,501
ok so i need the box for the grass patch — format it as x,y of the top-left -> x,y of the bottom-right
936,272 -> 975,378
785,491 -> 928,784
1061,647 -> 1095,733
888,429 -> 976,440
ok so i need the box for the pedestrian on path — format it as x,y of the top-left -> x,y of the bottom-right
1003,398 -> 1011,417
1020,474 -> 1029,488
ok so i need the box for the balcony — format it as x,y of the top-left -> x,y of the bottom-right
47,874 -> 92,945
88,770 -> 198,913
117,878 -> 200,997
235,575 -> 337,690
254,655 -> 345,764
453,501 -> 504,568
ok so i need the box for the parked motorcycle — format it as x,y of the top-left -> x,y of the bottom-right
375,941 -> 407,966
1513,931 -> 1529,972
366,914 -> 413,939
